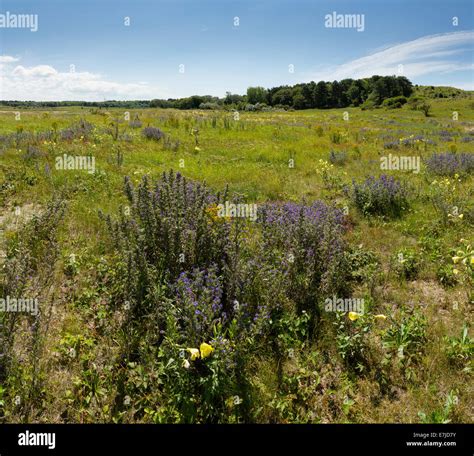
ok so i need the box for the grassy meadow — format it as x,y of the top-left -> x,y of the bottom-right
0,96 -> 473,423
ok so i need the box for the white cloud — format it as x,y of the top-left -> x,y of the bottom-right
0,55 -> 19,63
0,56 -> 162,100
307,31 -> 474,85
12,65 -> 58,77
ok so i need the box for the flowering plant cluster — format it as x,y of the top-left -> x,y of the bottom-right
425,152 -> 474,176
142,126 -> 164,141
100,171 -> 349,421
349,175 -> 409,218
60,119 -> 94,141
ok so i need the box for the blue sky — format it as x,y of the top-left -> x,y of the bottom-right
1,0 -> 473,100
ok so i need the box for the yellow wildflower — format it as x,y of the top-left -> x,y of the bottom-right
206,204 -> 219,220
187,348 -> 200,360
200,342 -> 214,358
453,269 -> 459,275
206,203 -> 227,223
470,256 -> 474,265
374,314 -> 387,321
348,312 -> 360,321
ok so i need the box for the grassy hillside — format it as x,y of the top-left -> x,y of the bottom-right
0,95 -> 472,423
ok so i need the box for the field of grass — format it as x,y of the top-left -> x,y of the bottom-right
0,96 -> 473,423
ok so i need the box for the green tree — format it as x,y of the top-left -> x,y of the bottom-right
419,101 -> 432,117
314,81 -> 329,108
246,86 -> 268,104
330,81 -> 344,108
272,88 -> 293,106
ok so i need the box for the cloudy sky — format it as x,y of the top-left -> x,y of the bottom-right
1,0 -> 473,101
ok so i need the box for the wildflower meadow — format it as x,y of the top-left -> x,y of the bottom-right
0,91 -> 472,425
0,3 -> 473,446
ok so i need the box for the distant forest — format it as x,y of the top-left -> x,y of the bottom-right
0,75 -> 442,111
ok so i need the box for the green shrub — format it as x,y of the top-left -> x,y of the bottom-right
382,96 -> 407,109
382,310 -> 426,378
349,175 -> 409,218
393,248 -> 419,280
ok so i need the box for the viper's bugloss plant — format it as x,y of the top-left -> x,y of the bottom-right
258,201 -> 349,315
142,126 -> 164,141
349,174 -> 409,218
425,152 -> 474,176
101,171 -> 240,319
59,119 -> 94,141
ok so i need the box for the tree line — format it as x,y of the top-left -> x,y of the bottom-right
1,75 -> 414,110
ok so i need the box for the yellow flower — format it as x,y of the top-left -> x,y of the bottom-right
200,342 -> 214,358
194,146 -> 201,152
348,312 -> 360,321
470,256 -> 474,265
374,314 -> 387,321
206,203 -> 219,220
452,256 -> 461,264
459,214 -> 464,219
187,348 -> 200,360
453,269 -> 459,275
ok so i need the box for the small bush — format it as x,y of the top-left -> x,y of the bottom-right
59,119 -> 94,141
334,312 -> 372,372
418,101 -> 431,117
142,126 -> 164,141
129,116 -> 142,128
345,247 -> 379,283
382,96 -> 408,109
407,96 -> 424,110
349,175 -> 409,218
383,311 -> 426,377
393,249 -> 419,280
328,150 -> 348,166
